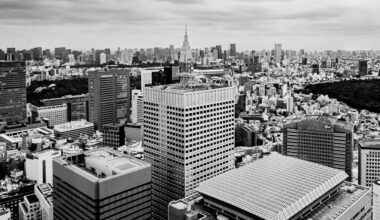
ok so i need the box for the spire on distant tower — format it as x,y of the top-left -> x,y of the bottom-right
185,25 -> 187,33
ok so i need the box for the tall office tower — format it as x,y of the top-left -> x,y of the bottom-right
216,45 -> 222,59
88,69 -> 130,131
25,149 -> 62,185
131,89 -> 144,125
282,116 -> 354,180
35,183 -> 53,220
0,61 -> 27,129
54,47 -> 66,61
358,60 -> 368,76
143,80 -> 235,219
229,43 -> 236,57
169,45 -> 174,61
358,140 -> 380,186
374,180 -> 380,220
53,148 -> 151,220
31,47 -> 42,60
179,25 -> 192,64
275,43 -> 282,62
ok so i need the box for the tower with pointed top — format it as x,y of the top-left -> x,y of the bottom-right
180,25 -> 192,67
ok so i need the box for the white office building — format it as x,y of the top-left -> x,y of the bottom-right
358,140 -> 380,186
25,149 -> 62,185
35,184 -> 53,220
143,80 -> 235,219
131,89 -> 144,125
31,104 -> 67,127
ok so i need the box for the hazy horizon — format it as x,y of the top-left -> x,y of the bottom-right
1,0 -> 379,51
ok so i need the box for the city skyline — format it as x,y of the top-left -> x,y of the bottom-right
1,0 -> 379,51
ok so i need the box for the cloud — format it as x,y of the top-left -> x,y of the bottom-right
0,0 -> 379,50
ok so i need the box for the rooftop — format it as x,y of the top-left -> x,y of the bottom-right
149,83 -> 230,94
197,153 -> 348,220
55,147 -> 150,181
54,120 -> 94,132
36,183 -> 53,207
358,139 -> 380,150
26,194 -> 39,204
0,205 -> 10,215
308,182 -> 371,220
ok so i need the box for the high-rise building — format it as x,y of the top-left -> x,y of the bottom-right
179,25 -> 192,64
229,43 -> 236,57
31,47 -> 42,61
192,153 -> 372,220
0,61 -> 27,129
282,116 -> 354,180
131,89 -> 144,125
216,45 -> 222,59
359,60 -> 368,76
53,148 -> 151,220
143,80 -> 235,219
88,69 -> 130,131
25,149 -> 62,185
30,104 -> 68,127
102,123 -> 125,148
35,183 -> 53,220
54,47 -> 66,61
374,179 -> 380,220
275,43 -> 282,62
358,140 -> 380,186
41,94 -> 89,122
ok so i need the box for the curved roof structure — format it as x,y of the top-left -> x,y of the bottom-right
197,153 -> 348,220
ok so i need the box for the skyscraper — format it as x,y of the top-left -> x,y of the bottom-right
282,115 -> 354,180
179,25 -> 192,64
143,79 -> 235,219
229,43 -> 236,57
358,140 -> 380,186
53,148 -> 151,220
358,60 -> 368,76
0,61 -> 27,129
88,69 -> 130,131
275,43 -> 282,62
216,45 -> 222,59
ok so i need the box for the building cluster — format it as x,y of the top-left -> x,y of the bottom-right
1,29 -> 380,220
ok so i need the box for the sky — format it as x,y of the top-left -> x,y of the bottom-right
1,0 -> 379,51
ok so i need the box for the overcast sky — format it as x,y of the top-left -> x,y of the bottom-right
1,0 -> 379,51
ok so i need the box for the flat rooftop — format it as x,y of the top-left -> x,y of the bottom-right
26,194 -> 39,204
148,83 -> 230,94
308,182 -> 371,220
197,153 -> 348,220
54,120 -> 94,132
36,183 -> 53,207
55,147 -> 150,181
358,139 -> 380,150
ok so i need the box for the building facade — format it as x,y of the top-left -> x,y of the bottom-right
35,184 -> 53,220
41,94 -> 89,122
143,83 -> 235,219
18,195 -> 41,220
88,69 -> 130,131
25,149 -> 62,185
358,140 -> 380,186
53,120 -> 94,140
102,123 -> 125,148
282,116 -> 354,180
0,61 -> 27,129
30,104 -> 68,127
53,148 -> 151,220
